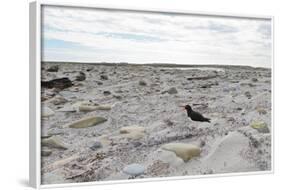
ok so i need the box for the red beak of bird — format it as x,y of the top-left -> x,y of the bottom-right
179,105 -> 186,111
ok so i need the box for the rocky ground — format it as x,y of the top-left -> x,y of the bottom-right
40,62 -> 272,185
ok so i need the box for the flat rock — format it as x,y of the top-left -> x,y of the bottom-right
67,116 -> 107,128
123,163 -> 145,176
42,136 -> 68,150
120,126 -> 146,140
161,143 -> 201,161
120,126 -> 145,134
250,121 -> 270,133
42,106 -> 55,117
79,105 -> 111,112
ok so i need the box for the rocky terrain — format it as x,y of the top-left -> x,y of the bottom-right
40,62 -> 272,185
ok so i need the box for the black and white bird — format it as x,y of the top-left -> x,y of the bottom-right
180,104 -> 211,123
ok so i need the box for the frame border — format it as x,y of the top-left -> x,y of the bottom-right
29,0 -> 274,189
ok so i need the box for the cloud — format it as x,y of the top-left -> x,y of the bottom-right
41,5 -> 272,67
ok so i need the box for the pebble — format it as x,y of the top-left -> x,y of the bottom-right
90,141 -> 103,151
139,80 -> 147,86
46,65 -> 59,72
100,75 -> 108,80
123,163 -> 145,176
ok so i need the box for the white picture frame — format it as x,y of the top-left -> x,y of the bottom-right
29,1 -> 274,188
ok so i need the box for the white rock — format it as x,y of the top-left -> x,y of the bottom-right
161,143 -> 201,161
120,126 -> 146,140
156,149 -> 184,167
123,163 -> 145,176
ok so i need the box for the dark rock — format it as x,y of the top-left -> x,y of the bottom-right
252,78 -> 258,82
139,80 -> 147,86
96,81 -> 103,85
75,72 -> 86,81
100,75 -> 108,80
244,91 -> 252,99
42,77 -> 72,90
46,65 -> 59,72
90,141 -> 102,151
103,91 -> 111,96
162,87 -> 178,94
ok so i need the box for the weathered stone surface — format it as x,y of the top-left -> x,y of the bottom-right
78,105 -> 111,112
161,143 -> 201,161
68,116 -> 107,128
123,163 -> 145,176
42,136 -> 68,150
250,121 -> 270,133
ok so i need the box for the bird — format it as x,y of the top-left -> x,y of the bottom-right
180,104 -> 211,123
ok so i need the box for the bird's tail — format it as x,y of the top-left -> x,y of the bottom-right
204,118 -> 211,123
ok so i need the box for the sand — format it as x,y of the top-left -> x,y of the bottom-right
40,62 -> 272,184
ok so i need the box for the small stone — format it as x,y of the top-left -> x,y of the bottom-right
68,116 -> 107,128
46,65 -> 59,72
42,136 -> 68,150
252,78 -> 258,82
96,81 -> 103,85
244,91 -> 252,99
41,148 -> 52,156
78,105 -> 111,112
250,121 -> 270,133
42,106 -> 55,117
90,141 -> 102,151
139,80 -> 147,86
113,95 -> 122,100
123,163 -> 145,176
75,72 -> 86,81
100,75 -> 108,80
103,91 -> 111,96
167,87 -> 178,94
256,107 -> 267,115
120,126 -> 145,134
161,143 -> 201,161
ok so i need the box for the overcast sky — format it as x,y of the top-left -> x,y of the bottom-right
42,5 -> 272,67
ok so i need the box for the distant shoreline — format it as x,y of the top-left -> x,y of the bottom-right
42,61 -> 271,70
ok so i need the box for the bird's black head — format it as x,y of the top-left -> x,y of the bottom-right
179,104 -> 192,113
184,105 -> 192,112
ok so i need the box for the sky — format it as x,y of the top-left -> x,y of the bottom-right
41,5 -> 272,68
